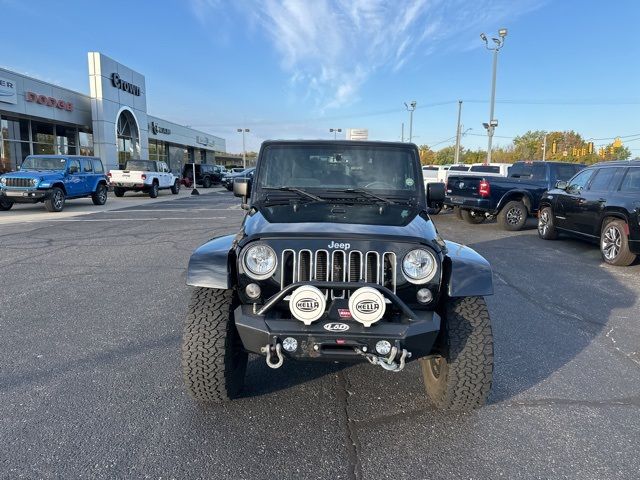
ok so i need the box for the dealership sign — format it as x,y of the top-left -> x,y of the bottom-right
151,121 -> 171,135
0,76 -> 17,104
25,91 -> 73,111
111,73 -> 141,96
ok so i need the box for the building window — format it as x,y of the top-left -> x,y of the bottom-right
79,130 -> 94,156
56,125 -> 77,155
1,116 -> 31,172
116,110 -> 140,166
32,121 -> 55,154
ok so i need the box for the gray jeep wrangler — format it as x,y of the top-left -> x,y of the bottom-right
182,140 -> 494,409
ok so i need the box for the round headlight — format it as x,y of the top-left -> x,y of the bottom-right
0,177 -> 6,185
243,244 -> 277,279
31,178 -> 38,186
402,249 -> 437,283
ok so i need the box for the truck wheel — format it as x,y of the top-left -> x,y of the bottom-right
600,218 -> 636,266
149,182 -> 159,198
420,296 -> 493,410
0,198 -> 13,211
171,180 -> 180,194
202,176 -> 212,188
498,200 -> 528,231
92,184 -> 108,205
460,209 -> 485,224
44,188 -> 66,212
182,288 -> 247,402
537,207 -> 558,240
113,187 -> 125,198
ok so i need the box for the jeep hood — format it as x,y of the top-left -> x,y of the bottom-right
3,170 -> 64,180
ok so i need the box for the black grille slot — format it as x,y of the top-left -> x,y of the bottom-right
298,250 -> 312,281
315,251 -> 328,281
331,251 -> 346,298
365,252 -> 379,284
349,251 -> 362,282
383,253 -> 396,291
281,250 -> 295,287
6,178 -> 32,188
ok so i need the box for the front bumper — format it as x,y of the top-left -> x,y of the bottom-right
0,189 -> 48,203
234,281 -> 441,362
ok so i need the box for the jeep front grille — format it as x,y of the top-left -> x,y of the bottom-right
5,178 -> 32,188
280,249 -> 397,298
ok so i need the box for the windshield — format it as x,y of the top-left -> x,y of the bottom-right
470,165 -> 502,173
125,160 -> 156,172
21,156 -> 67,171
256,145 -> 420,198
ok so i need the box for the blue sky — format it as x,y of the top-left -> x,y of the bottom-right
1,0 -> 639,155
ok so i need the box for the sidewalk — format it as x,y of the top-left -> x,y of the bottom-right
0,186 -> 227,226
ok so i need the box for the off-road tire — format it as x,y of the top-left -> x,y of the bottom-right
92,183 -> 108,205
420,296 -> 493,410
427,205 -> 443,215
182,288 -> 248,402
171,180 -> 180,195
537,206 -> 558,240
498,200 -> 528,231
202,176 -> 212,188
0,198 -> 14,211
113,187 -> 126,197
44,187 -> 65,212
600,218 -> 636,266
149,182 -> 159,198
460,209 -> 485,224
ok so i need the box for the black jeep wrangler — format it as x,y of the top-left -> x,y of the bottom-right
182,140 -> 494,409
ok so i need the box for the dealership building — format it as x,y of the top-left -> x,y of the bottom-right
0,52 -> 226,174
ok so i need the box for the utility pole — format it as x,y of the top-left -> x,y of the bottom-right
237,128 -> 249,168
404,101 -> 417,143
401,123 -> 405,142
480,28 -> 507,165
329,128 -> 342,140
542,134 -> 547,161
454,100 -> 463,164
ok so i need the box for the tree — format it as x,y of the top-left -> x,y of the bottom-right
418,145 -> 436,165
513,130 -> 546,160
435,145 -> 456,165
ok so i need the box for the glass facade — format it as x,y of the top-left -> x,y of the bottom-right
148,139 -> 168,163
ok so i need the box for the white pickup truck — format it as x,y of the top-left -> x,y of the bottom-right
108,160 -> 180,198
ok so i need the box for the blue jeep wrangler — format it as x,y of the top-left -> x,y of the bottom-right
0,155 -> 108,212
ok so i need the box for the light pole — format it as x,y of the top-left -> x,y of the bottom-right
454,100 -> 463,164
404,101 -> 416,143
237,128 -> 249,168
329,128 -> 342,140
480,28 -> 507,164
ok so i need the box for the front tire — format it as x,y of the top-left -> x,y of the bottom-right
202,176 -> 212,188
148,182 -> 159,198
498,200 -> 528,231
113,187 -> 126,197
92,184 -> 108,205
182,288 -> 248,402
601,218 -> 636,266
44,188 -> 65,212
171,180 -> 180,194
537,206 -> 558,240
460,209 -> 485,224
420,296 -> 493,410
0,197 -> 14,211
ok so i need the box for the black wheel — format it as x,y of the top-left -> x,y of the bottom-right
113,187 -> 125,198
0,197 -> 14,211
600,218 -> 636,266
454,206 -> 463,220
91,183 -> 108,205
427,205 -> 443,215
225,184 -> 233,191
498,200 -> 528,231
537,206 -> 558,240
182,288 -> 248,402
460,209 -> 485,224
149,182 -> 159,198
171,180 -> 180,195
202,176 -> 212,188
420,296 -> 493,410
44,187 -> 65,212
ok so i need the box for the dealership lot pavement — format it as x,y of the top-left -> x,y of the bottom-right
1,194 -> 639,479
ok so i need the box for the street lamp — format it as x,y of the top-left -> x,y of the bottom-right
404,101 -> 417,143
480,28 -> 507,164
329,128 -> 342,139
237,128 -> 250,168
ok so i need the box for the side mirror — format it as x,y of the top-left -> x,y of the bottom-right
555,180 -> 568,190
427,182 -> 445,208
233,178 -> 250,209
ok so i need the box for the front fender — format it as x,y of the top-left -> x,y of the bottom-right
186,234 -> 237,289
443,240 -> 493,297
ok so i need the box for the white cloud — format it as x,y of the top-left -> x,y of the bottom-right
191,0 -> 545,110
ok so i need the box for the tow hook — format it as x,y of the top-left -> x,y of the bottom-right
354,346 -> 411,372
261,343 -> 284,369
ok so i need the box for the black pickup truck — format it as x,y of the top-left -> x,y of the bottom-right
445,161 -> 584,230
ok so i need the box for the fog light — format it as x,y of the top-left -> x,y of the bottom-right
375,340 -> 392,356
416,288 -> 433,304
245,283 -> 261,299
282,337 -> 298,352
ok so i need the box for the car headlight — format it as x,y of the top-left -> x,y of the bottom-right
243,244 -> 277,279
402,249 -> 437,284
31,178 -> 38,186
0,177 -> 5,185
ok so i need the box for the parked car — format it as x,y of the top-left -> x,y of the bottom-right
182,140 -> 495,410
222,168 -> 255,191
182,163 -> 223,188
445,161 -> 584,230
538,160 -> 640,266
108,159 -> 180,198
0,155 -> 108,212
465,163 -> 512,177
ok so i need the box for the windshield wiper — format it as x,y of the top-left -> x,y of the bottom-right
262,186 -> 325,202
326,188 -> 396,205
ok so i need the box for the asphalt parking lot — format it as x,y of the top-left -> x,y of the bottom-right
1,193 -> 639,479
